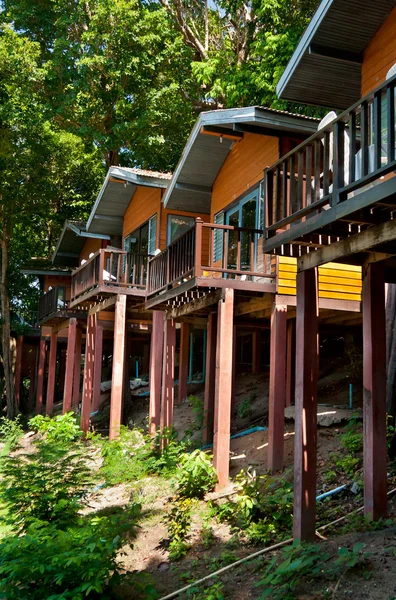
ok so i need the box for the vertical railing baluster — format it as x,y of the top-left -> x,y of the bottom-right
305,145 -> 312,205
387,82 -> 395,163
373,91 -> 382,171
297,150 -> 304,211
323,131 -> 330,196
250,232 -> 255,272
236,230 -> 241,272
282,161 -> 287,219
333,120 -> 345,204
290,154 -> 296,216
98,250 -> 105,286
314,139 -> 321,203
275,167 -> 281,223
361,100 -> 369,176
265,168 -> 273,234
194,218 -> 203,278
349,112 -> 357,184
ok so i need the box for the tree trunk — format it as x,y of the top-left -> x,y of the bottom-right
0,227 -> 18,419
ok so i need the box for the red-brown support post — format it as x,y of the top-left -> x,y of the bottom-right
285,319 -> 295,407
178,323 -> 189,405
231,324 -> 237,410
81,315 -> 95,433
46,330 -> 58,415
213,288 -> 234,490
149,311 -> 164,435
109,294 -> 127,440
36,337 -> 46,414
160,318 -> 176,436
203,312 -> 217,445
92,319 -> 103,412
63,318 -> 77,413
252,330 -> 261,374
14,335 -> 23,407
268,301 -> 287,473
28,346 -> 38,411
362,262 -> 387,520
293,269 -> 319,542
58,348 -> 67,396
72,326 -> 82,408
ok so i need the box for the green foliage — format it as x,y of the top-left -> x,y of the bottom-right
0,506 -> 141,600
165,497 -> 194,560
257,540 -> 370,599
237,394 -> 256,419
331,453 -> 360,476
0,416 -> 23,455
29,412 -> 82,445
0,437 -> 93,531
201,524 -> 216,550
341,419 -> 363,453
186,581 -> 225,600
175,450 -> 217,499
322,470 -> 338,485
189,395 -> 205,430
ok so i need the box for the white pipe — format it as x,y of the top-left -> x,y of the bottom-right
157,487 -> 396,600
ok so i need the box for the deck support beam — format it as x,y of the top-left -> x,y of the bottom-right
203,312 -> 217,444
268,302 -> 287,472
46,330 -> 58,416
36,338 -> 46,414
213,288 -> 234,490
81,314 -> 95,433
362,262 -> 387,520
293,269 -> 319,542
149,311 -> 164,435
160,319 -> 176,435
14,336 -> 23,407
72,326 -> 83,408
178,323 -> 189,405
63,318 -> 77,413
109,294 -> 127,440
92,320 -> 103,411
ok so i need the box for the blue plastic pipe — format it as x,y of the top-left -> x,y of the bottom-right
349,383 -> 353,409
316,484 -> 347,502
201,425 -> 267,450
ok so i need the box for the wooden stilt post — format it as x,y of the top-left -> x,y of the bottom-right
231,324 -> 237,410
293,269 -> 319,542
109,294 -> 127,440
46,330 -> 58,416
14,335 -> 23,407
213,288 -> 234,490
252,330 -> 261,374
58,348 -> 67,396
29,346 -> 38,412
285,319 -> 295,407
160,318 -> 176,436
268,301 -> 287,472
203,312 -> 217,445
362,262 -> 387,520
63,318 -> 77,413
81,315 -> 95,433
178,323 -> 189,405
36,337 -> 46,414
149,311 -> 164,435
92,319 -> 103,411
72,326 -> 82,408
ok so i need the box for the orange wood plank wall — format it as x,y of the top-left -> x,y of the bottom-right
79,238 -> 103,264
211,132 -> 279,219
361,5 -> 396,96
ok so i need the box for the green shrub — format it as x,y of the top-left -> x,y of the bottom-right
0,416 -> 23,455
176,450 -> 217,499
165,497 -> 194,560
187,581 -> 225,599
0,438 -> 93,531
29,412 -> 82,445
0,507 -> 140,600
237,394 -> 256,419
341,419 -> 363,453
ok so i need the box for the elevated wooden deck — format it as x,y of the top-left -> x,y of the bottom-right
69,249 -> 147,309
145,219 -> 276,313
263,74 -> 396,271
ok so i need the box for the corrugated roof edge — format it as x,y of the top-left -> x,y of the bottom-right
52,219 -> 110,265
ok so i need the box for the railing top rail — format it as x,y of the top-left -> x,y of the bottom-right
266,72 -> 396,174
202,223 -> 262,234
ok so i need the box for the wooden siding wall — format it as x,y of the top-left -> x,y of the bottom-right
277,257 -> 362,302
79,238 -> 103,264
122,186 -> 162,245
161,208 -> 210,249
210,132 -> 279,219
361,5 -> 396,96
44,275 -> 72,301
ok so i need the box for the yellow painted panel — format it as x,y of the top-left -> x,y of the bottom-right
318,282 -> 362,294
278,286 -> 297,295
319,268 -> 362,280
318,290 -> 362,301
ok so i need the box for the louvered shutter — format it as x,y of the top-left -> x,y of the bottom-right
213,212 -> 224,262
148,214 -> 157,256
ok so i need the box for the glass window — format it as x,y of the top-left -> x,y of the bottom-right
148,214 -> 157,255
213,212 -> 224,262
167,215 -> 194,244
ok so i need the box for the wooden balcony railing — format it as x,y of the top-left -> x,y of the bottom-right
38,287 -> 67,321
71,249 -> 147,302
264,73 -> 396,238
146,218 -> 272,298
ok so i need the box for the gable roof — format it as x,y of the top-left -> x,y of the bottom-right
163,106 -> 319,214
86,166 -> 171,236
52,221 -> 110,267
276,0 -> 396,109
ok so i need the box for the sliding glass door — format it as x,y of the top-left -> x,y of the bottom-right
225,189 -> 258,273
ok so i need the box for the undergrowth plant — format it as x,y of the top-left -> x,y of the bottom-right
0,416 -> 23,455
165,497 -> 194,560
0,437 -> 93,531
237,394 -> 256,419
29,412 -> 82,445
186,581 -> 225,599
175,450 -> 217,499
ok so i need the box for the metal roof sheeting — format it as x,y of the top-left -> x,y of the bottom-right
163,106 -> 319,213
276,0 -> 396,109
52,221 -> 110,267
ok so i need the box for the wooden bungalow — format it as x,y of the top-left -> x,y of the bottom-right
145,106 -> 364,488
262,0 -> 396,540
